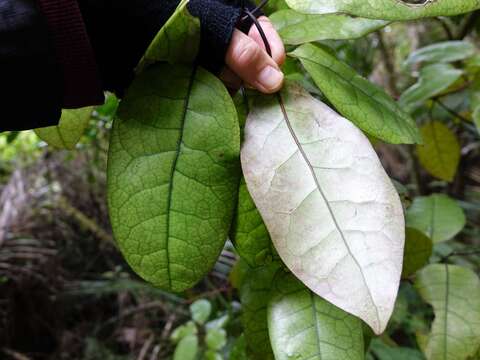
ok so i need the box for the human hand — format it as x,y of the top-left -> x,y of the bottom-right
221,16 -> 285,94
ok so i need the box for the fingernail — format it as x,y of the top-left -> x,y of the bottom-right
257,66 -> 284,91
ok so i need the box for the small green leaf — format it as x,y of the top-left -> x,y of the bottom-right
268,271 -> 364,360
416,121 -> 461,182
137,0 -> 200,71
405,41 -> 476,67
368,338 -> 425,360
107,64 -> 240,292
402,228 -> 433,279
284,0 -> 480,20
35,107 -> 93,150
415,264 -> 480,360
232,178 -> 275,268
190,299 -> 212,325
240,263 -> 280,360
206,328 -> 227,350
271,10 -> 388,45
173,334 -> 199,360
399,64 -> 463,113
406,194 -> 466,243
290,43 -> 421,144
171,321 -> 198,343
205,314 -> 229,330
204,350 -> 223,360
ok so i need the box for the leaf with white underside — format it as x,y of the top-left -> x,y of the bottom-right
416,122 -> 461,182
270,10 -> 388,45
290,44 -> 421,144
108,63 -> 240,292
35,107 -> 93,150
241,83 -> 405,334
284,0 -> 480,20
406,194 -> 466,243
268,271 -> 364,360
415,264 -> 480,360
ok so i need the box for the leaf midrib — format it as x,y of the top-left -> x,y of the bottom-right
164,66 -> 197,288
277,93 -> 381,329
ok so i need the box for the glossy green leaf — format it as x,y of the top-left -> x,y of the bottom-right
35,107 -> 93,150
406,194 -> 466,243
240,263 -> 280,360
284,0 -> 480,20
137,0 -> 200,71
241,83 -> 405,334
173,334 -> 199,360
415,264 -> 480,360
232,178 -> 275,267
368,339 -> 425,360
107,63 -> 240,292
402,228 -> 432,279
416,122 -> 461,182
271,10 -> 387,45
268,271 -> 364,360
190,299 -> 212,325
290,44 -> 421,144
399,64 -> 463,113
405,41 -> 476,67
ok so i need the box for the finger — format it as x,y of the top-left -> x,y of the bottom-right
226,29 -> 284,94
248,16 -> 286,66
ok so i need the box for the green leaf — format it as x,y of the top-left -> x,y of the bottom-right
240,263 -> 280,360
35,107 -> 93,150
173,334 -> 199,360
206,328 -> 227,350
416,121 -> 461,182
405,41 -> 476,67
190,299 -> 212,325
205,314 -> 229,330
270,10 -> 388,45
399,64 -> 463,113
402,228 -> 433,279
204,350 -> 223,360
171,321 -> 198,343
470,77 -> 480,135
284,0 -> 480,20
230,334 -> 248,360
415,264 -> 480,360
137,0 -> 200,71
241,83 -> 405,334
290,44 -> 421,144
232,178 -> 275,267
368,338 -> 425,360
107,63 -> 240,292
406,194 -> 466,243
268,271 -> 364,360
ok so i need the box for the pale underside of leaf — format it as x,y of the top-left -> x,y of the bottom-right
241,83 -> 405,334
284,0 -> 480,20
108,64 -> 240,292
268,271 -> 364,360
415,264 -> 480,360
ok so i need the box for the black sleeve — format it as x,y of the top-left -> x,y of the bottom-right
77,0 -> 257,96
0,0 -> 62,132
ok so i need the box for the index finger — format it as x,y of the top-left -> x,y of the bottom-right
248,16 -> 286,66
